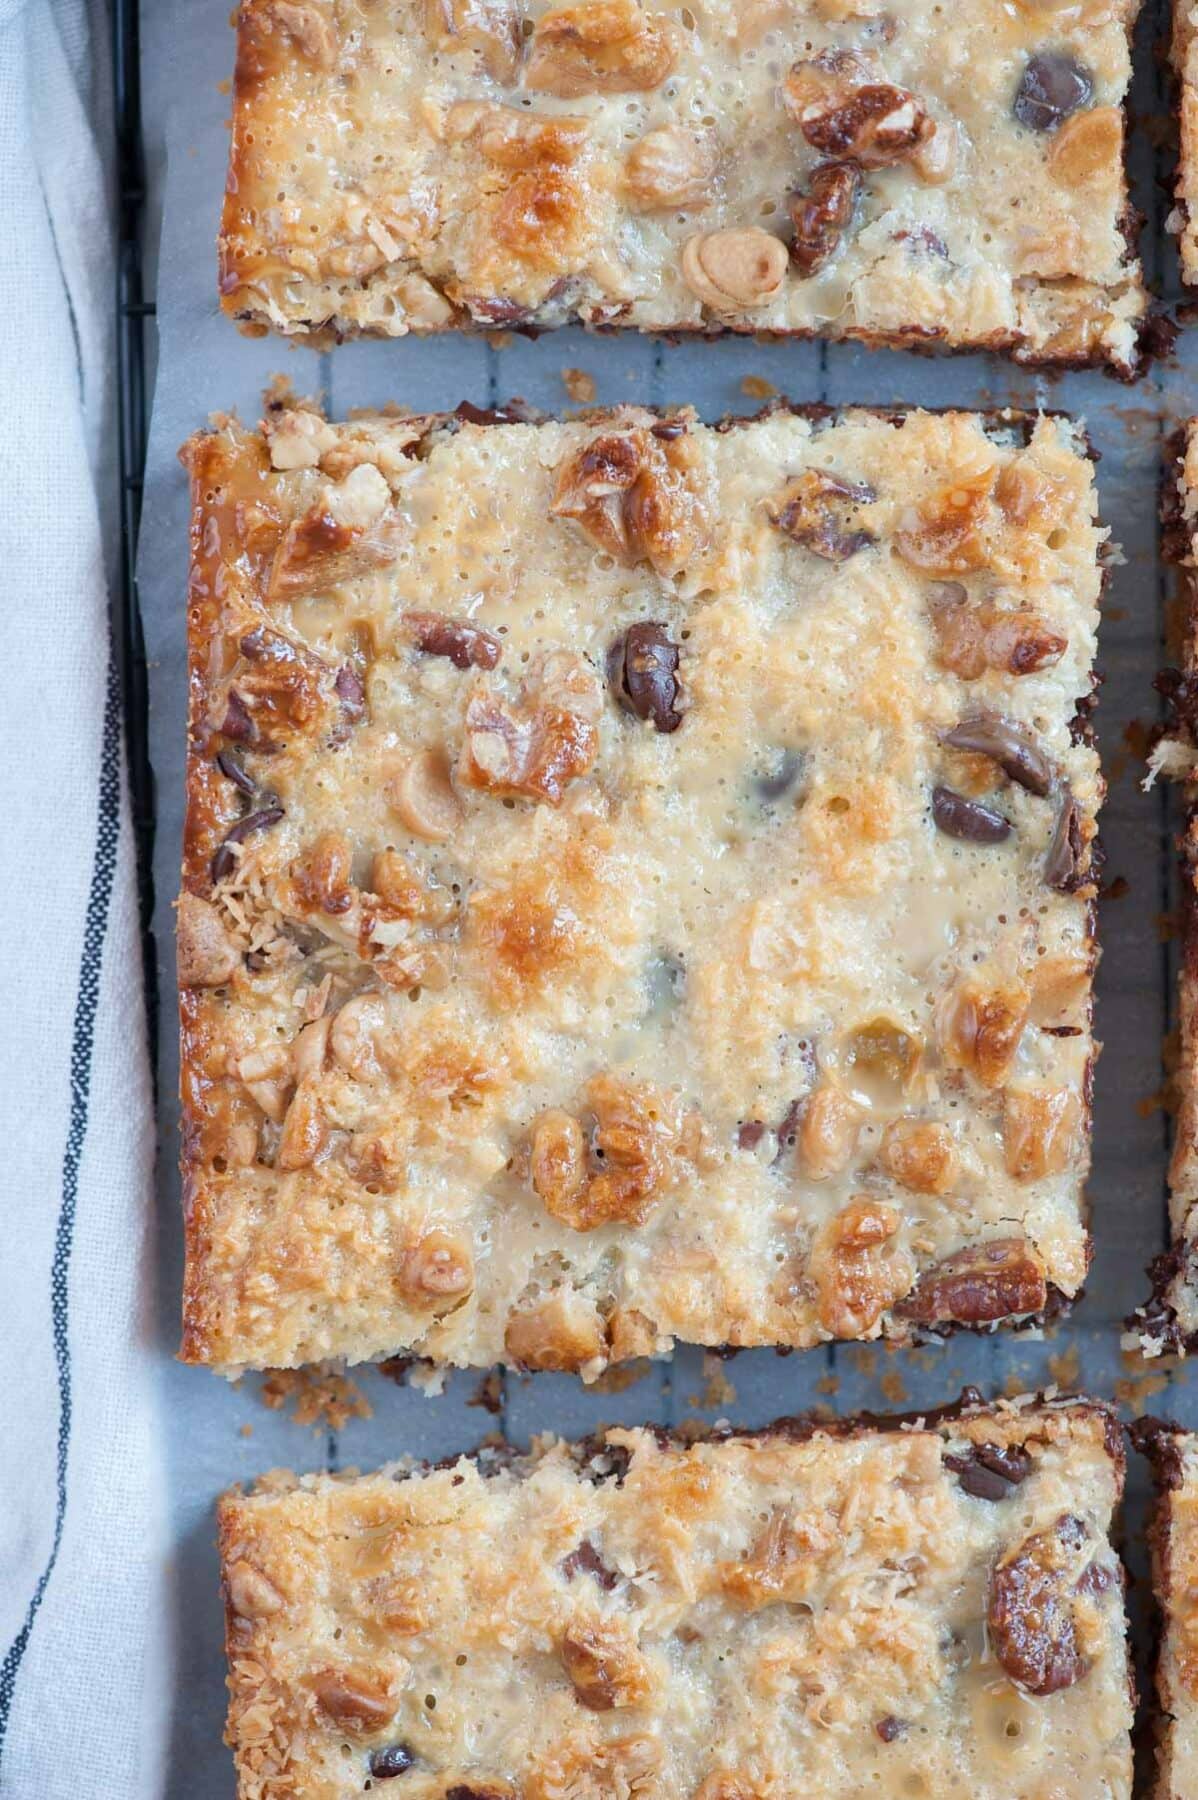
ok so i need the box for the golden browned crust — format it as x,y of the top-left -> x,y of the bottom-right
218,0 -> 1147,372
178,400 -> 1105,1376
216,1396 -> 1131,1800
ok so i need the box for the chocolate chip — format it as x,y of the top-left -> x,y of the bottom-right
211,806 -> 285,884
650,419 -> 686,441
220,688 -> 258,745
1075,1558 -> 1116,1599
875,1716 -> 907,1743
941,714 -> 1053,797
931,785 -> 1011,844
1045,788 -> 1083,890
335,664 -> 366,716
216,751 -> 255,798
989,1514 -> 1093,1695
737,1120 -> 768,1151
609,622 -> 683,732
405,611 -> 502,672
561,1539 -> 618,1590
1013,52 -> 1092,132
756,748 -> 805,802
945,1442 -> 1032,1501
369,1743 -> 416,1779
775,1098 -> 803,1156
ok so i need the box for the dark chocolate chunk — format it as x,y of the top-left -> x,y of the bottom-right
216,750 -> 255,797
561,1539 -> 618,1591
210,806 -> 285,884
944,1442 -> 1032,1502
941,714 -> 1053,797
369,1743 -> 416,1779
609,621 -> 683,732
1044,788 -> 1083,890
932,785 -> 1011,844
1013,52 -> 1092,132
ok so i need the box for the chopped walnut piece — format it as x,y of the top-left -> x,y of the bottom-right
795,1085 -> 861,1180
459,653 -> 601,805
783,50 -> 933,168
897,1237 -> 1048,1326
1002,1086 -> 1081,1179
937,977 -> 1029,1087
559,1620 -> 651,1710
292,830 -> 355,916
720,1506 -> 834,1610
624,126 -> 718,210
681,228 -> 788,311
504,1287 -> 608,1370
767,469 -> 875,561
550,425 -> 710,576
276,1077 -> 327,1171
263,0 -> 337,67
398,1230 -> 475,1311
177,892 -> 239,987
424,0 -> 523,81
1047,104 -> 1121,185
879,1119 -> 958,1194
263,406 -> 338,471
444,100 -> 589,167
329,993 -> 388,1079
812,1197 -> 914,1338
386,748 -> 464,841
789,163 -> 860,276
532,1075 -> 682,1231
269,467 -> 403,599
894,469 -> 996,576
368,848 -> 427,920
929,590 -> 1067,680
235,1042 -> 293,1123
292,1016 -> 330,1081
310,1667 -> 397,1731
225,1558 -> 286,1621
526,0 -> 677,95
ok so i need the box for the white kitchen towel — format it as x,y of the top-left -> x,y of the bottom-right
0,2 -> 168,1796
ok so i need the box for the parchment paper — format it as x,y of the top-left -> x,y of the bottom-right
137,2 -> 1191,1788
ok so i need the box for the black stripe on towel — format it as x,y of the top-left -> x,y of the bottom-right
0,650 -> 122,1763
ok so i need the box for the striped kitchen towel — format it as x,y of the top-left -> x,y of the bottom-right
0,2 -> 168,1795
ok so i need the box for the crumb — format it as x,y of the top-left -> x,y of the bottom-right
469,1370 -> 504,1415
239,1422 -> 253,1438
589,1360 -> 653,1394
409,1362 -> 449,1397
1047,1346 -> 1080,1390
814,1373 -> 839,1397
879,1368 -> 907,1407
740,374 -> 777,400
701,1353 -> 737,1409
259,1365 -> 373,1430
218,77 -> 231,95
1115,1365 -> 1175,1412
378,1355 -> 415,1386
486,330 -> 515,351
562,367 -> 597,403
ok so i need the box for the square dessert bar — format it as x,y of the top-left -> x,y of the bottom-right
217,1399 -> 1133,1799
179,401 -> 1104,1377
1133,1419 -> 1198,1800
1139,421 -> 1198,1354
220,0 -> 1146,371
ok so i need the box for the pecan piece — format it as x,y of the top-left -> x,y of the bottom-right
559,1620 -> 650,1710
989,1514 -> 1094,1694
551,425 -> 709,576
796,1085 -> 861,1180
784,50 -> 933,168
262,0 -> 337,66
1002,1086 -> 1081,1179
681,227 -> 788,311
937,978 -> 1029,1086
878,1119 -> 957,1194
531,1075 -> 682,1231
897,1237 -> 1048,1326
767,468 -> 875,561
525,0 -> 677,96
812,1197 -> 914,1338
459,653 -> 601,805
894,469 -> 995,576
424,0 -> 523,81
609,621 -> 683,732
405,610 -> 502,671
269,465 -> 403,599
310,1667 -> 397,1730
789,163 -> 859,276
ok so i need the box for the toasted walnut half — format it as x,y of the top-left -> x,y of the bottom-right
937,976 -> 1029,1087
526,0 -> 676,95
681,227 -> 788,311
551,424 -> 710,576
624,126 -> 718,210
812,1197 -> 914,1338
783,50 -> 933,168
897,1237 -> 1048,1326
530,1075 -> 683,1231
459,652 -> 601,805
878,1119 -> 958,1194
767,468 -> 875,561
559,1620 -> 652,1710
397,1228 -> 475,1311
424,0 -> 523,81
795,1085 -> 861,1180
989,1514 -> 1100,1695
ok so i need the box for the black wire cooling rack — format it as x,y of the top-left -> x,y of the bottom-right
113,0 -> 158,1073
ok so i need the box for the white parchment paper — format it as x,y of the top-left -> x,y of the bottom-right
137,1 -> 1193,1789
